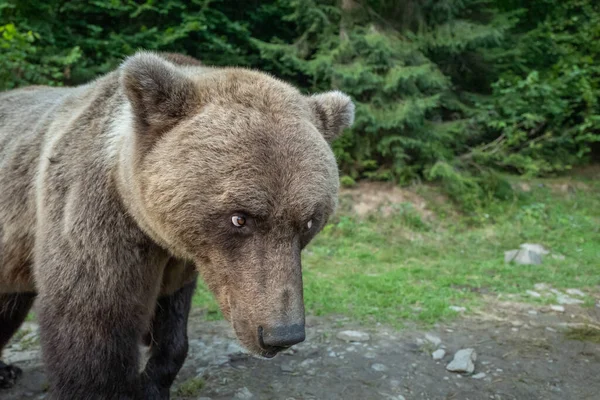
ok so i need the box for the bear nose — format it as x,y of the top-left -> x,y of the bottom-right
259,324 -> 306,348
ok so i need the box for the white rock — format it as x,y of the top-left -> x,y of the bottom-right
534,283 -> 550,291
371,363 -> 388,372
528,310 -> 538,315
566,289 -> 585,297
472,372 -> 487,379
5,350 -> 39,364
550,305 -> 565,312
336,330 -> 370,342
505,249 -> 542,265
526,290 -> 541,298
556,295 -> 584,305
546,327 -> 557,332
449,306 -> 466,313
234,387 -> 253,399
446,348 -> 477,374
432,349 -> 446,360
425,333 -> 442,347
520,243 -> 549,255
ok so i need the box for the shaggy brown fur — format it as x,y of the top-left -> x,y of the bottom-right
0,51 -> 354,399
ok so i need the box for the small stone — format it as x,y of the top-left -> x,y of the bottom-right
425,333 -> 442,347
446,348 -> 477,374
556,295 -> 584,305
443,376 -> 449,381
371,363 -> 388,372
528,310 -> 538,315
550,305 -> 565,312
280,363 -> 293,373
546,327 -> 557,332
432,349 -> 446,360
234,387 -> 253,399
565,289 -> 585,297
519,243 -> 549,255
472,372 -> 487,379
336,330 -> 370,342
505,249 -> 542,265
328,351 -> 337,357
526,290 -> 541,298
449,306 -> 466,313
534,283 -> 550,291
364,352 -> 376,359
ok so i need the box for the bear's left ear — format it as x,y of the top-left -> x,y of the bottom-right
309,90 -> 355,143
120,51 -> 200,133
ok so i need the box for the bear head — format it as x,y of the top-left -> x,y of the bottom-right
117,52 -> 354,357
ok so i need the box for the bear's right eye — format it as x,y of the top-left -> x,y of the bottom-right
231,215 -> 246,227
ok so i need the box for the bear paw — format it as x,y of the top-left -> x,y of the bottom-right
0,361 -> 22,389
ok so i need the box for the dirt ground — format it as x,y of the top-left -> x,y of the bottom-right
3,298 -> 599,400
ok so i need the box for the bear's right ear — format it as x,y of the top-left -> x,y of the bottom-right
120,51 -> 200,133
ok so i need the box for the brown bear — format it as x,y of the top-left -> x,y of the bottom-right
0,51 -> 354,398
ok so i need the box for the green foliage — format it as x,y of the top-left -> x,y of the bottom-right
1,0 -> 598,210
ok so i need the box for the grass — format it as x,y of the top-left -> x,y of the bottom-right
174,377 -> 205,397
565,326 -> 600,343
193,171 -> 600,327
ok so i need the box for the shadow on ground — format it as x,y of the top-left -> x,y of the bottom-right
3,300 -> 600,400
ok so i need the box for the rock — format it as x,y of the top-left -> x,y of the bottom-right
556,295 -> 584,305
472,372 -> 487,379
520,243 -> 549,255
449,306 -> 466,313
550,305 -> 565,312
526,290 -> 541,298
336,330 -> 370,342
546,327 -> 557,332
364,352 -> 377,359
446,348 -> 477,374
528,310 -> 538,315
432,349 -> 446,360
566,288 -> 585,297
534,283 -> 550,291
371,363 -> 388,372
425,333 -> 442,347
5,350 -> 40,364
505,249 -> 542,265
234,387 -> 254,399
280,363 -> 294,373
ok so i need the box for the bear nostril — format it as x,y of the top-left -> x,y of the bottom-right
259,324 -> 306,349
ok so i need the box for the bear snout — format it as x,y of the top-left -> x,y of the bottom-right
258,323 -> 306,355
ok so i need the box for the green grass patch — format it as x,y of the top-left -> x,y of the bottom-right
174,377 -> 205,397
194,173 -> 600,327
565,326 -> 600,343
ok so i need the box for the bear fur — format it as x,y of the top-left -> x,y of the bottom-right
0,51 -> 354,398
